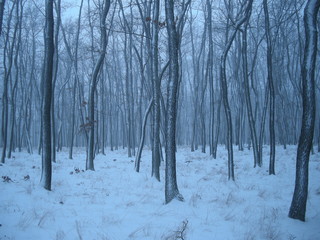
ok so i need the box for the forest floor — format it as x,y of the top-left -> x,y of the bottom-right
0,145 -> 319,240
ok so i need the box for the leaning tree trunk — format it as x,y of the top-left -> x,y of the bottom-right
135,100 -> 153,172
86,0 -> 110,171
40,0 -> 54,191
289,0 -> 320,222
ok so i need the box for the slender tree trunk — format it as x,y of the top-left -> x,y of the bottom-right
87,0 -> 111,171
289,0 -> 319,222
8,0 -> 22,158
206,0 -> 214,156
213,96 -> 221,159
51,0 -> 61,163
263,0 -> 276,175
152,0 -> 161,181
220,0 -> 253,180
242,21 -> 260,167
258,87 -> 269,166
1,1 -> 17,163
135,100 -> 153,172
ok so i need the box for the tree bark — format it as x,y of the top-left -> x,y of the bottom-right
242,18 -> 260,167
135,100 -> 153,173
263,0 -> 276,175
0,0 -> 5,37
220,0 -> 254,180
289,0 -> 320,222
152,0 -> 161,181
40,0 -> 54,191
87,0 -> 111,171
2,1 -> 18,163
164,0 -> 190,204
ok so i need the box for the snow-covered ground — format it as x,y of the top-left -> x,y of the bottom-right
0,145 -> 319,240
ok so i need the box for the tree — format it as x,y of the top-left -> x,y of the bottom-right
219,0 -> 254,181
87,0 -> 111,171
242,6 -> 260,167
1,0 -> 18,164
164,0 -> 190,204
263,0 -> 276,175
0,0 -> 5,36
289,0 -> 320,222
152,0 -> 161,181
40,0 -> 54,191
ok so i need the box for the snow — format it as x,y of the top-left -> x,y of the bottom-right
0,146 -> 319,240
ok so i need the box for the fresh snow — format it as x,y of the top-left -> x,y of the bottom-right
0,146 -> 319,240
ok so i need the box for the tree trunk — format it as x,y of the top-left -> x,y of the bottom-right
242,20 -> 260,167
289,0 -> 319,222
0,0 -> 5,37
87,0 -> 111,171
263,0 -> 276,175
135,100 -> 153,172
164,0 -> 190,204
40,0 -> 54,191
152,0 -> 161,181
2,1 -> 18,163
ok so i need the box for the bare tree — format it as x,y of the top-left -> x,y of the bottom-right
1,0 -> 18,163
87,0 -> 111,171
152,0 -> 161,181
289,0 -> 320,222
242,6 -> 260,167
263,0 -> 276,175
219,0 -> 253,181
164,0 -> 190,204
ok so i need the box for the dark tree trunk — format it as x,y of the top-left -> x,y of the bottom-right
242,19 -> 260,167
87,0 -> 110,171
40,0 -> 54,191
289,0 -> 319,222
164,0 -> 190,204
1,2 -> 16,163
0,0 -> 5,37
263,0 -> 276,175
135,100 -> 153,172
8,0 -> 22,159
152,0 -> 161,181
206,0 -> 214,156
